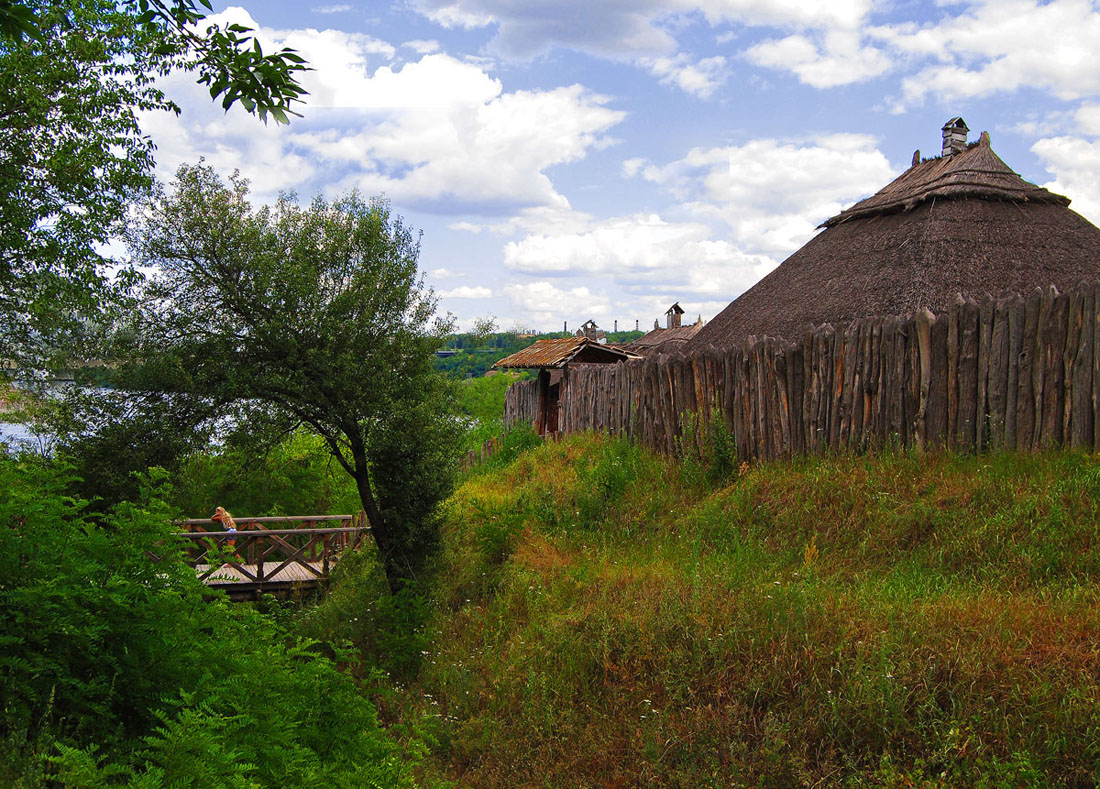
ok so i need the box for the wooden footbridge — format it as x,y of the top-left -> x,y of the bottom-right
174,514 -> 369,600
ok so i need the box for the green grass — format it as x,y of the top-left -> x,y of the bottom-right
385,434 -> 1100,786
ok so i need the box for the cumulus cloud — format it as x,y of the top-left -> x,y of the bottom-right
636,134 -> 895,255
503,281 -> 612,326
404,39 -> 441,54
503,214 -> 779,309
1075,103 -> 1100,136
1032,135 -> 1100,227
406,0 -> 877,96
744,29 -> 891,88
642,53 -> 728,98
141,8 -> 625,215
495,134 -> 895,325
411,0 -> 875,57
401,0 -> 1100,107
440,285 -> 493,298
293,75 -> 624,213
876,0 -> 1100,107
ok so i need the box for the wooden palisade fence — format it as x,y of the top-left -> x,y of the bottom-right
503,379 -> 539,428
505,282 -> 1100,461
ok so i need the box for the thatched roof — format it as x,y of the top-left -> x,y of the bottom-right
493,337 -> 637,369
618,323 -> 704,356
688,127 -> 1100,350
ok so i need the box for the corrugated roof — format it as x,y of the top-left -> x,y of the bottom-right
493,337 -> 637,369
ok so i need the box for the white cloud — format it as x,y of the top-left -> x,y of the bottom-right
1075,103 -> 1100,136
745,29 -> 891,88
637,134 -> 895,255
137,74 -> 317,200
622,158 -> 646,178
877,0 -> 1100,107
643,53 -> 728,98
312,4 -> 351,13
411,0 -> 875,60
142,10 -> 625,215
495,134 -> 895,328
407,0 -> 875,96
404,39 -> 441,54
440,285 -> 493,298
503,281 -> 612,326
430,267 -> 465,278
415,3 -> 495,29
1032,135 -> 1100,227
292,73 -> 624,213
503,214 -> 778,305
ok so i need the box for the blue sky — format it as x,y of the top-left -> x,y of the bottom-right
142,0 -> 1100,332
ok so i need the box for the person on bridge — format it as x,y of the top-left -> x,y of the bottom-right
211,506 -> 237,550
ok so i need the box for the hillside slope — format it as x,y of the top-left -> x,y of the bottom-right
402,434 -> 1100,786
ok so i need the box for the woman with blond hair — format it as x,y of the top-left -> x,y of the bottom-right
211,506 -> 237,548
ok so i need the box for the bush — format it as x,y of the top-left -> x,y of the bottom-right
0,455 -> 415,786
170,430 -> 361,518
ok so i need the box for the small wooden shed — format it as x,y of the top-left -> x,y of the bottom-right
494,337 -> 636,435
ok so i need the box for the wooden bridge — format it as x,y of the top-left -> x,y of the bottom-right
174,514 -> 369,600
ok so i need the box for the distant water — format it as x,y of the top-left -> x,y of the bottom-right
0,421 -> 37,452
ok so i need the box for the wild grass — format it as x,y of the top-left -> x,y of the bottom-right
395,433 -> 1100,786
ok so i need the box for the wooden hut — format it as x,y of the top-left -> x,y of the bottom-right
688,119 -> 1100,350
494,337 -> 637,435
617,302 -> 705,356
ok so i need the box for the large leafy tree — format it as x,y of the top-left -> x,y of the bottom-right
0,0 -> 307,368
122,163 -> 462,592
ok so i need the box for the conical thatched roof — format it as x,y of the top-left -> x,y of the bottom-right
688,126 -> 1100,350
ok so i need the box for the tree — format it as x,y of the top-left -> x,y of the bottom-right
122,163 -> 462,592
0,0 -> 308,368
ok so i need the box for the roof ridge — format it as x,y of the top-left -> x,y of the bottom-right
820,133 -> 1069,228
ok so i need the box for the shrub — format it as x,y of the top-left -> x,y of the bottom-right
0,454 -> 414,786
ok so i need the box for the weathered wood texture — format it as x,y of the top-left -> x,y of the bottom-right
503,379 -> 539,427
504,282 -> 1100,460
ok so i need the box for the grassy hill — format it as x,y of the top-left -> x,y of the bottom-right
379,433 -> 1100,786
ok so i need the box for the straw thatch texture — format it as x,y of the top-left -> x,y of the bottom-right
689,136 -> 1100,351
617,323 -> 704,356
504,282 -> 1100,462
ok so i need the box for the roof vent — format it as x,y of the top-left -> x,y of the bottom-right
665,302 -> 684,329
941,116 -> 969,157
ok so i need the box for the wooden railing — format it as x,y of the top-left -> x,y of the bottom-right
173,514 -> 369,588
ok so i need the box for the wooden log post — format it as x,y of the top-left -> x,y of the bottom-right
914,309 -> 934,451
1017,288 -> 1042,451
956,297 -> 980,452
976,294 -> 994,452
1040,288 -> 1067,448
1003,294 -> 1024,451
1093,282 -> 1100,450
1067,284 -> 1094,448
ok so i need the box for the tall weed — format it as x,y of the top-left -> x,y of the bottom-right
405,435 -> 1100,786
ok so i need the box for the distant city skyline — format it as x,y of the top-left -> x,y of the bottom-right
143,1 -> 1100,332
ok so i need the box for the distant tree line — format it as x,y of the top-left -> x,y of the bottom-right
435,329 -> 644,379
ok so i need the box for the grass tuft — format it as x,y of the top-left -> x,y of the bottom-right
400,434 -> 1100,785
